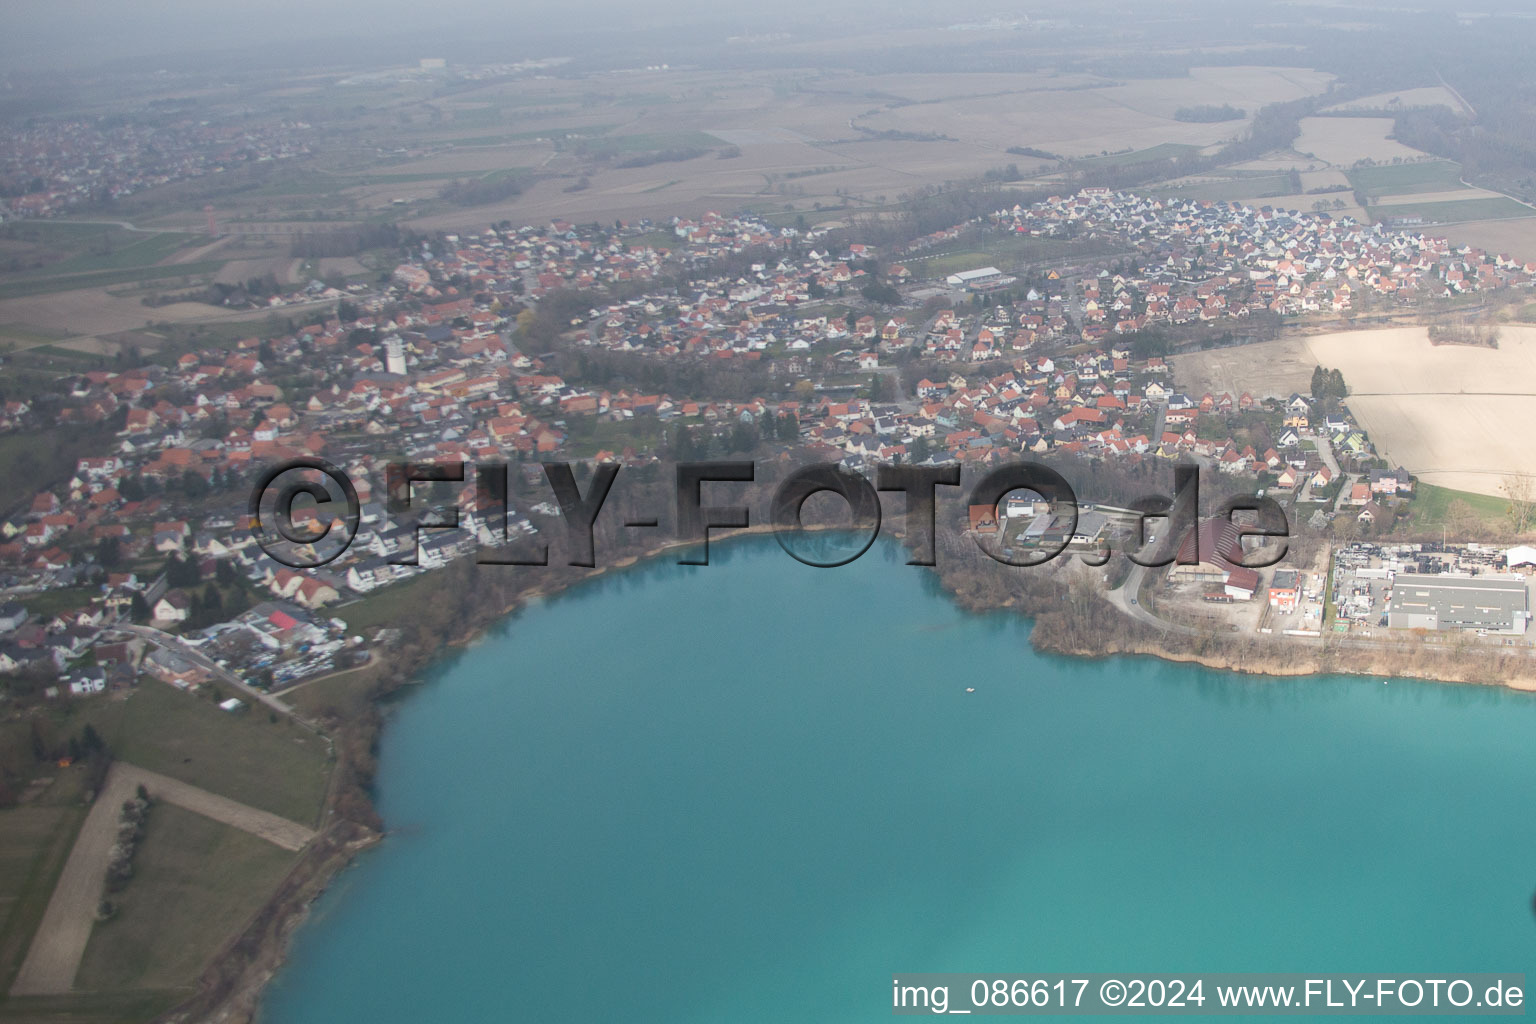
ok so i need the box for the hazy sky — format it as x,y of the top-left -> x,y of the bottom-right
4,0 -> 1519,74
1,0 -> 802,70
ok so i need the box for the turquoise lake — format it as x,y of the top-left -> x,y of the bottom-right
260,539 -> 1536,1021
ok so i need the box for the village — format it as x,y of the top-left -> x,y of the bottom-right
0,114 -> 313,221
1,186 -> 1534,704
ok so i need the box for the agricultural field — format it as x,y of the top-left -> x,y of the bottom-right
0,223 -> 181,277
1323,86 -> 1467,114
1250,192 -> 1366,218
1294,117 -> 1428,167
0,261 -> 228,302
1150,174 -> 1295,204
852,66 -> 1328,158
1367,197 -> 1534,224
1173,338 -> 1318,402
1439,218 -> 1536,263
77,681 -> 330,826
0,322 -> 74,351
73,804 -> 296,993
1347,160 -> 1466,197
0,284 -> 335,350
1179,327 -> 1536,498
0,230 -> 198,281
1399,483 -> 1512,534
80,64 -> 1337,238
0,63 -> 1344,274
1304,326 -> 1536,497
1079,143 -> 1204,169
1373,189 -> 1500,206
0,787 -> 88,999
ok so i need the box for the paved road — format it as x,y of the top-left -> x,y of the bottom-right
1104,563 -> 1201,636
1296,434 -> 1341,504
1334,472 -> 1362,512
8,762 -> 315,996
1149,399 -> 1167,446
1315,433 -> 1341,478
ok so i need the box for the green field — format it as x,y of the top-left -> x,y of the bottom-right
443,125 -> 617,147
0,802 -> 87,998
627,229 -> 681,251
579,131 -> 721,155
18,586 -> 98,620
9,233 -> 196,280
0,991 -> 180,1024
0,323 -> 75,347
1149,175 -> 1296,205
0,222 -> 200,286
80,682 -> 330,826
74,803 -> 295,992
335,567 -> 452,632
1400,482 -> 1510,533
1077,143 -> 1200,169
1369,197 -> 1535,224
0,260 -> 226,301
285,659 -> 385,721
1347,160 -> 1465,196
561,414 -> 665,458
0,424 -> 118,519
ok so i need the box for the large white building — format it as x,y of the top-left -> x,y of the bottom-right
945,266 -> 1012,291
1387,575 -> 1529,634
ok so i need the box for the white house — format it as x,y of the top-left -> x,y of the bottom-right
153,592 -> 190,623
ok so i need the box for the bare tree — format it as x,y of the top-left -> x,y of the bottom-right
1502,474 -> 1536,535
1445,499 -> 1478,540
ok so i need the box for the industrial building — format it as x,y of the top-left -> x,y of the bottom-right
944,266 -> 1014,291
1268,569 -> 1300,612
1386,575 -> 1529,634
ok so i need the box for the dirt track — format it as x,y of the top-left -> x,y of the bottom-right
8,763 -> 315,997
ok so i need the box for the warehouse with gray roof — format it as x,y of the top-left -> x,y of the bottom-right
1386,575 -> 1530,635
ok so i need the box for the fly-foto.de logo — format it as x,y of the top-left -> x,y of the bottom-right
248,458 -> 1289,573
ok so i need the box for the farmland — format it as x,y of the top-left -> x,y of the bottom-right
1078,143 -> 1203,169
1346,160 -> 1467,197
1367,197 -> 1534,225
73,803 -> 295,994
1176,327 -> 1536,498
0,226 -> 197,280
896,233 -> 1123,279
77,681 -> 331,827
1323,86 -> 1467,114
0,59 -> 1349,342
1400,482 -> 1512,534
1256,327 -> 1536,498
1173,337 -> 1318,402
1294,117 -> 1426,166
0,792 -> 87,1001
25,64 -> 1335,244
1439,218 -> 1536,263
1149,173 -> 1295,204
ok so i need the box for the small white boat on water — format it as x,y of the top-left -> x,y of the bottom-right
965,687 -> 976,694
